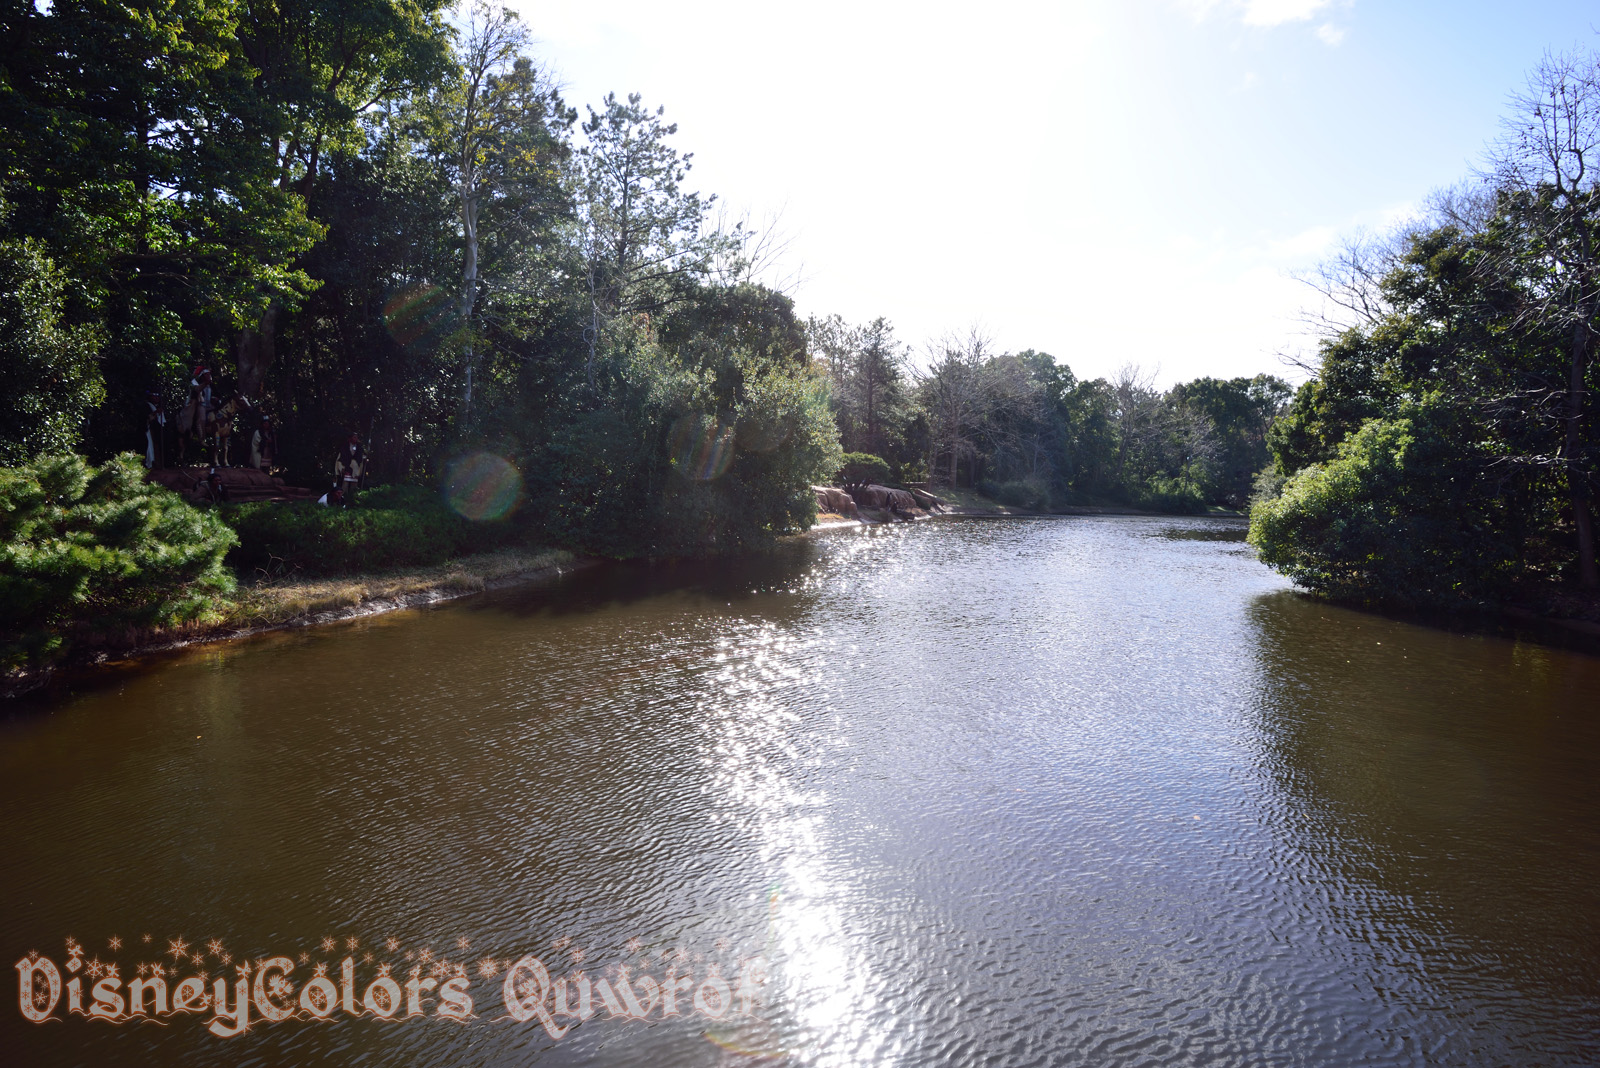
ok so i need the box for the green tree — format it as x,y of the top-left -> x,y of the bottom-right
230,0 -> 454,397
0,228 -> 105,464
1170,374 -> 1291,507
2,0 -> 325,452
413,2 -> 571,426
1250,397 -> 1518,609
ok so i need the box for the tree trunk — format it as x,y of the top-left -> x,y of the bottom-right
236,302 -> 280,399
460,184 -> 480,424
1568,318 -> 1598,587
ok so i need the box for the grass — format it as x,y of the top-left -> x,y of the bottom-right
223,547 -> 575,629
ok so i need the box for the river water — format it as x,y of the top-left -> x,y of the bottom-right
2,516 -> 1597,1067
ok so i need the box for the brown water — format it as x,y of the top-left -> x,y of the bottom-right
3,516 -> 1598,1067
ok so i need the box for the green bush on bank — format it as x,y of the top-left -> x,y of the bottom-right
977,478 -> 1049,510
836,452 -> 891,487
223,484 -> 514,577
1130,475 -> 1208,515
0,453 -> 237,670
1248,398 -> 1517,609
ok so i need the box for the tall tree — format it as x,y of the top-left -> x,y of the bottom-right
1,0 -> 323,454
576,93 -> 736,385
1489,50 -> 1600,586
417,2 -> 570,426
231,0 -> 453,397
917,328 -> 998,486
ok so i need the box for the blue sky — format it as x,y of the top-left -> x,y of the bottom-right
516,0 -> 1600,385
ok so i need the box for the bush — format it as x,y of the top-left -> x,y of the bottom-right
1248,398 -> 1516,609
531,318 -> 842,557
223,484 -> 513,576
0,453 -> 236,669
977,478 -> 1049,510
1131,475 -> 1208,514
836,452 -> 891,487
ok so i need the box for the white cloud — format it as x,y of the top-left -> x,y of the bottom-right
1315,22 -> 1346,45
1176,0 -> 1338,29
1239,0 -> 1332,27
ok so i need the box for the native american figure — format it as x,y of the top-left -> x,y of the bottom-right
249,413 -> 277,473
332,432 -> 365,507
143,389 -> 167,469
176,367 -> 214,464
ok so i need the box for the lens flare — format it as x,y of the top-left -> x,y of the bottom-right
382,283 -> 455,350
445,452 -> 523,521
670,415 -> 736,481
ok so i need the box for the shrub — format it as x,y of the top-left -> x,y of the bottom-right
0,453 -> 236,669
836,452 -> 891,487
223,484 -> 511,576
1248,398 -> 1516,609
1131,475 -> 1208,515
977,478 -> 1049,510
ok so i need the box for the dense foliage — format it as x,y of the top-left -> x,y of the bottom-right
1250,52 -> 1600,607
5,3 -> 1594,666
1252,398 -> 1518,608
0,453 -> 236,668
224,484 -> 508,576
0,0 -> 1292,558
37,0 -> 1600,637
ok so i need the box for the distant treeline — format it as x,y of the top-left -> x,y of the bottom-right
0,0 -> 1299,554
7,4 -> 1591,628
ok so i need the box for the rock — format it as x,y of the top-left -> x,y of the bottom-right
813,486 -> 860,518
147,465 -> 316,503
848,484 -> 918,513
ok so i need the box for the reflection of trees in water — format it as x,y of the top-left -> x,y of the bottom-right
1241,589 -> 1600,1024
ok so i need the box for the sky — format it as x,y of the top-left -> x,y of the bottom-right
513,0 -> 1600,385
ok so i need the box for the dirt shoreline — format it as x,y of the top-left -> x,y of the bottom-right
3,548 -> 586,701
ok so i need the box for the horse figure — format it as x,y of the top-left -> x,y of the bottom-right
176,374 -> 249,467
210,393 -> 250,467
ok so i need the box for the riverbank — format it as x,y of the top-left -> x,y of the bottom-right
2,547 -> 581,701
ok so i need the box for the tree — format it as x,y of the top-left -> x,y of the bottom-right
0,228 -> 105,464
1171,374 -> 1291,507
419,3 -> 570,425
576,93 -> 735,332
848,317 -> 910,460
1488,49 -> 1600,586
231,0 -> 455,398
1250,397 -> 1518,609
918,328 -> 998,487
2,0 -> 324,453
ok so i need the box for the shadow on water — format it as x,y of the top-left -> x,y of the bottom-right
1239,588 -> 1600,1056
481,537 -> 823,619
1145,523 -> 1249,542
5,537 -> 835,716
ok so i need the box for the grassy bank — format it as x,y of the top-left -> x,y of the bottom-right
3,546 -> 577,699
224,547 -> 576,628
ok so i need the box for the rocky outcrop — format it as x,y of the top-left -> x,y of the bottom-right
148,466 -> 316,504
849,484 -> 918,513
813,485 -> 860,518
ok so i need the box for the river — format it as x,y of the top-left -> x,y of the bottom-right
2,516 -> 1597,1066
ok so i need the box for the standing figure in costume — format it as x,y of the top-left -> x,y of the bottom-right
249,414 -> 277,474
177,367 -> 214,464
143,389 -> 166,469
333,432 -> 365,508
